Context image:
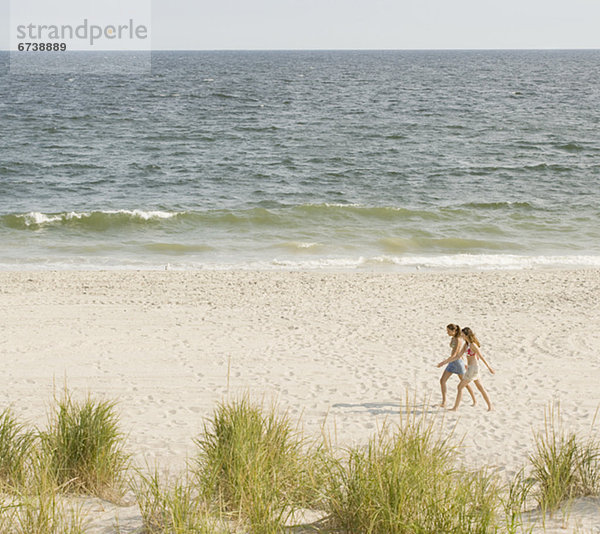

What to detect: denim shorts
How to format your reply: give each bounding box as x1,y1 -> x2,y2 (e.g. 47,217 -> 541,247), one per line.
446,360 -> 466,375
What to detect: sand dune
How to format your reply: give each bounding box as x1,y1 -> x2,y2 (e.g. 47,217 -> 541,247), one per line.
1,269 -> 599,532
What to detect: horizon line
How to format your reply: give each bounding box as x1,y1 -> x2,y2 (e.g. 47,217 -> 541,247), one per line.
1,47 -> 600,53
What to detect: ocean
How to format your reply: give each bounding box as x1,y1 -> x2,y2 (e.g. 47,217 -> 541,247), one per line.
1,50 -> 599,270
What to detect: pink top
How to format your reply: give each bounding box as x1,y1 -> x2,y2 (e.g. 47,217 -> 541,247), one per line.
466,343 -> 478,358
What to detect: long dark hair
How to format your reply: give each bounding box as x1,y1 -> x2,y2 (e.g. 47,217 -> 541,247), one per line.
462,327 -> 481,347
446,323 -> 461,338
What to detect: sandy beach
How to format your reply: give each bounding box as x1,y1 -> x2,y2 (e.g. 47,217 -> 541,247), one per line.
2,268 -> 600,532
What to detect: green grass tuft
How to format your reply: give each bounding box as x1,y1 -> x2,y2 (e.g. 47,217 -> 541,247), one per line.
193,396 -> 316,534
0,408 -> 36,490
40,392 -> 129,499
323,403 -> 501,534
133,466 -> 230,534
10,491 -> 87,534
501,467 -> 535,534
529,403 -> 600,514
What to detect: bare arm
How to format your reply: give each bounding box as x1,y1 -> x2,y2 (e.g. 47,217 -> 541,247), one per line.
475,346 -> 495,374
437,342 -> 466,368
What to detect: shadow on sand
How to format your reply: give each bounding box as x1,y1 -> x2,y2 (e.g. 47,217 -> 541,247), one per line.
331,401 -> 437,417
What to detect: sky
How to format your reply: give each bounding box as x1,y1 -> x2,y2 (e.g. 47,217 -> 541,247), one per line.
2,0 -> 600,51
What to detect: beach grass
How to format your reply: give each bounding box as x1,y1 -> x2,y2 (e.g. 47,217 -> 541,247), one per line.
322,402 -> 502,534
193,396 -> 319,534
39,392 -> 129,500
0,454 -> 88,534
1,390 -> 600,532
9,488 -> 87,534
501,467 -> 536,534
0,408 -> 36,490
133,466 -> 230,534
529,403 -> 600,514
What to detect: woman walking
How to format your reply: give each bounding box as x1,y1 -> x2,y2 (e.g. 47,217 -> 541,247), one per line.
438,327 -> 495,411
439,324 -> 477,408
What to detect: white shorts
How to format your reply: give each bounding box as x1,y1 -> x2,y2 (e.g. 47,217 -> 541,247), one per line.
464,363 -> 480,382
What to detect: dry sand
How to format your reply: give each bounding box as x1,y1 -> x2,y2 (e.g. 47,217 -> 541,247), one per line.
1,269 -> 600,532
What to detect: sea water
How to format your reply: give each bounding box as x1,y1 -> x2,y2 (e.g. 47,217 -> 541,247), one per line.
1,50 -> 599,270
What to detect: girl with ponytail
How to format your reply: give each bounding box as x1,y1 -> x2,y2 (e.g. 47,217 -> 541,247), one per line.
438,324 -> 477,408
438,326 -> 495,411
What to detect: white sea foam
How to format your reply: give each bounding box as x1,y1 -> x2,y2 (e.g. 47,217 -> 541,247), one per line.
362,254 -> 600,270
253,254 -> 600,271
1,253 -> 600,272
22,212 -> 65,225
275,241 -> 321,251
176,255 -> 599,272
17,210 -> 179,226
19,211 -> 84,226
107,209 -> 177,220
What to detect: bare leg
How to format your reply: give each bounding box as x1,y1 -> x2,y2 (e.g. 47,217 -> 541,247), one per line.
474,380 -> 493,411
460,376 -> 477,407
450,379 -> 469,411
439,370 -> 452,407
